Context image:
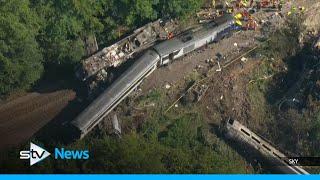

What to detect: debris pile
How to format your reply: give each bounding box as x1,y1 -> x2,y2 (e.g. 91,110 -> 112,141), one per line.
75,19 -> 180,97
98,111 -> 122,136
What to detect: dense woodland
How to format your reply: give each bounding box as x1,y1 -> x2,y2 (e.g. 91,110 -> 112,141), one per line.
0,0 -> 204,96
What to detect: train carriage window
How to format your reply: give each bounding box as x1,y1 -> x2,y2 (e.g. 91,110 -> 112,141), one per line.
252,136 -> 261,144
179,32 -> 193,43
262,144 -> 272,152
240,128 -> 250,137
272,152 -> 282,160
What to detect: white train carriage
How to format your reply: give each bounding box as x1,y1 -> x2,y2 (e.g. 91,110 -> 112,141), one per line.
154,14 -> 238,65
71,50 -> 160,138
71,15 -> 239,139
222,118 -> 309,174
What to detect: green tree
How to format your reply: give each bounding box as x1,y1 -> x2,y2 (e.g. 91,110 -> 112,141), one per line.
82,133 -> 167,173
158,0 -> 204,18
259,14 -> 306,60
159,113 -> 203,148
121,0 -> 159,26
0,0 -> 43,96
31,0 -> 104,65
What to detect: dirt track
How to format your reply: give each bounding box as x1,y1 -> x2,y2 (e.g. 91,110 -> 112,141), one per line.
0,90 -> 76,150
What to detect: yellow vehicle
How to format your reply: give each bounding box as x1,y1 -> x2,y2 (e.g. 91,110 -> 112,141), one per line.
236,19 -> 243,26
234,13 -> 243,26
234,13 -> 243,19
241,0 -> 248,7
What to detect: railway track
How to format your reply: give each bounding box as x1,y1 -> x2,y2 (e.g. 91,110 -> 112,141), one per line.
0,90 -> 76,149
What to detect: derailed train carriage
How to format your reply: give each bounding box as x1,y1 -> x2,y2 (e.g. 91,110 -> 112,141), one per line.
71,14 -> 240,139
221,118 -> 309,174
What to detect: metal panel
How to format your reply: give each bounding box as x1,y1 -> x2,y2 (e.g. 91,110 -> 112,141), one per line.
153,14 -> 236,58
72,50 -> 160,134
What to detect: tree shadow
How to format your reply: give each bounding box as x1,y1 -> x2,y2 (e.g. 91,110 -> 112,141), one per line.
33,98 -> 89,145
262,41 -> 320,155
32,53 -> 146,145
31,62 -> 86,95
265,43 -> 318,105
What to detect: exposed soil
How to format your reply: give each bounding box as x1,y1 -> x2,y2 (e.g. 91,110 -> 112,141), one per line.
304,2 -> 320,30
141,30 -> 258,91
0,90 -> 76,150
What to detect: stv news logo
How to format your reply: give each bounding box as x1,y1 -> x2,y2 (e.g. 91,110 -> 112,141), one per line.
20,142 -> 90,166
19,142 -> 50,166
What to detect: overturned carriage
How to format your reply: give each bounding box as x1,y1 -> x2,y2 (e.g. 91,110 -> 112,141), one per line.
71,14 -> 239,139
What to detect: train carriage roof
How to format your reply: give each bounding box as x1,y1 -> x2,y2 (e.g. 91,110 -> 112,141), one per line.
72,50 -> 160,131
153,14 -> 235,57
